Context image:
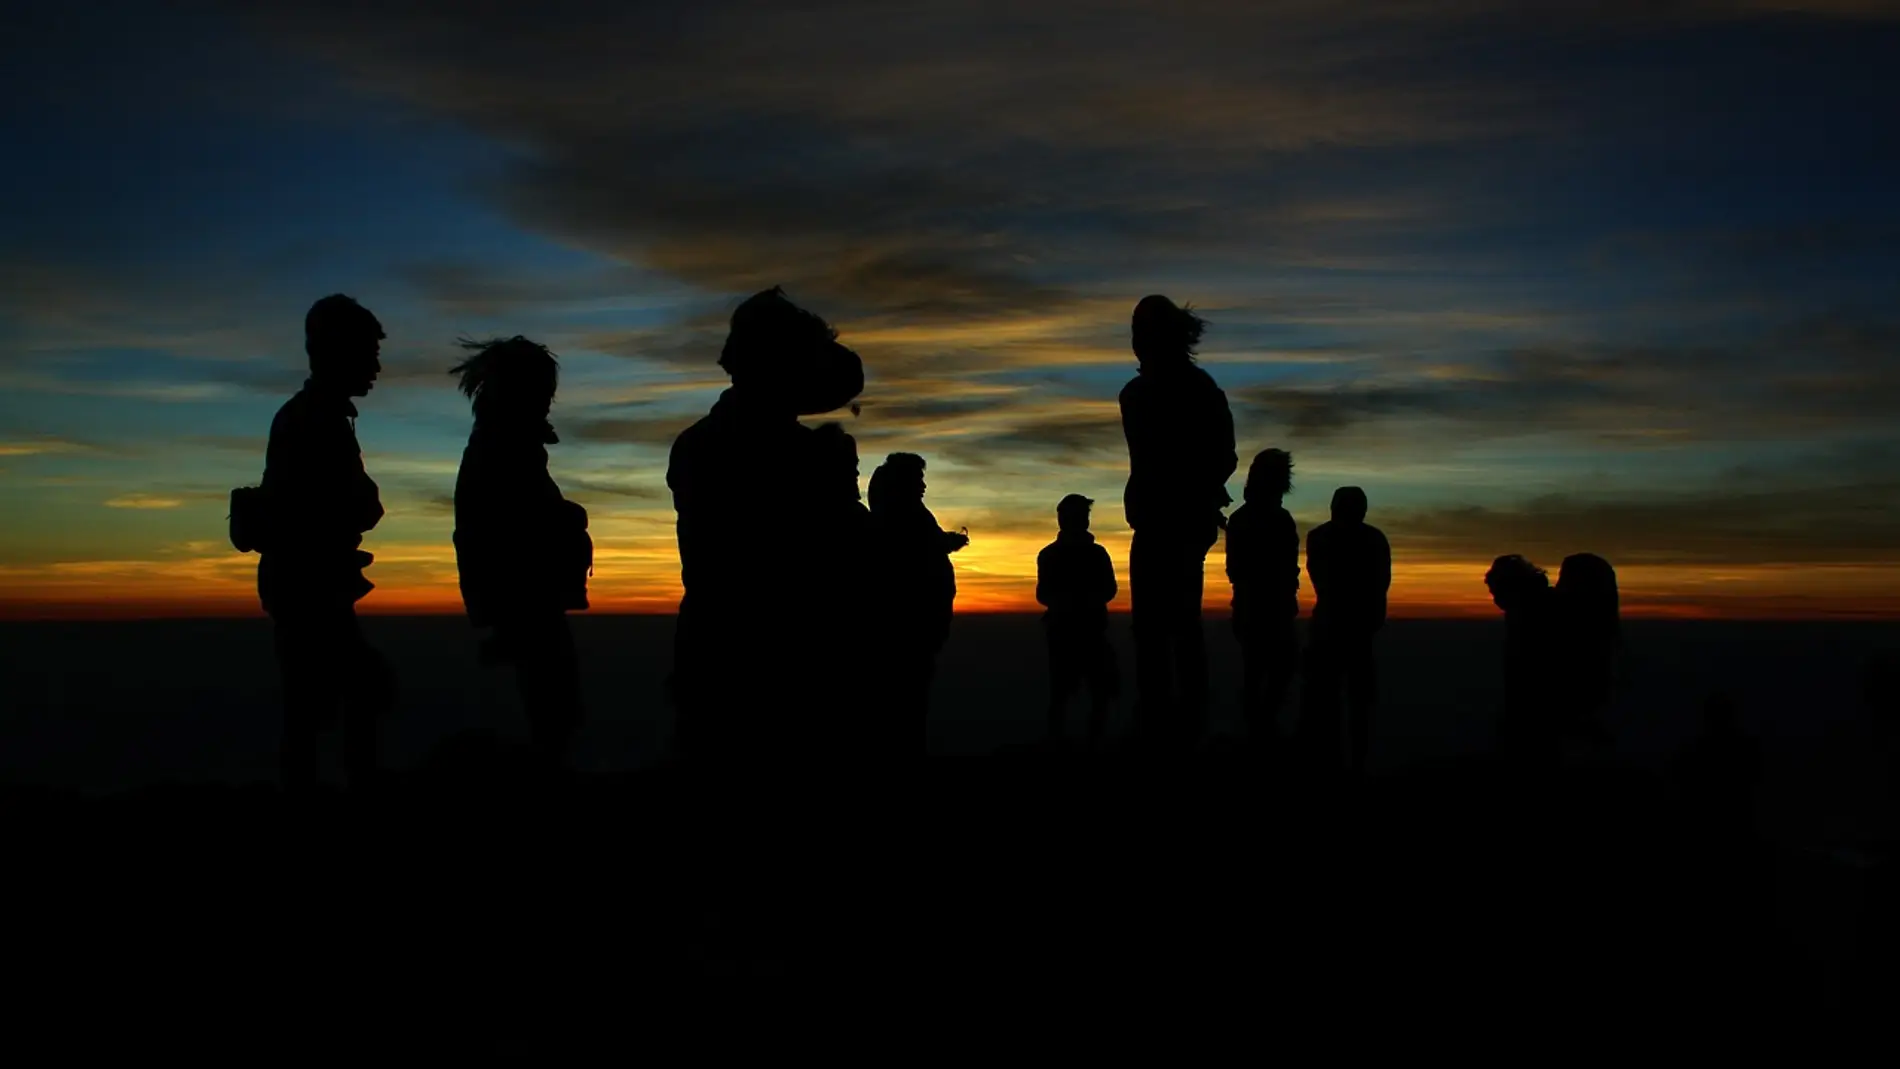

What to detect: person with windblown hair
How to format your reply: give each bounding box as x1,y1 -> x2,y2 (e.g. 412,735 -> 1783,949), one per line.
1226,448 -> 1301,744
1118,294 -> 1237,748
451,336 -> 591,772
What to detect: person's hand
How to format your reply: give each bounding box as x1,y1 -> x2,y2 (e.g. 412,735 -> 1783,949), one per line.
946,529 -> 970,553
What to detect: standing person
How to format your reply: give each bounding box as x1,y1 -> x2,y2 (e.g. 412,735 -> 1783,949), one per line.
248,294 -> 395,793
1485,554 -> 1557,767
867,452 -> 966,739
1226,448 -> 1300,745
1553,552 -> 1620,752
1118,295 -> 1237,749
451,336 -> 591,775
1299,486 -> 1390,776
666,287 -> 865,766
1036,494 -> 1120,748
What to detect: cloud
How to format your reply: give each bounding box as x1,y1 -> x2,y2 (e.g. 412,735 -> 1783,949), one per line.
570,414 -> 703,447
104,493 -> 186,509
0,438 -> 88,457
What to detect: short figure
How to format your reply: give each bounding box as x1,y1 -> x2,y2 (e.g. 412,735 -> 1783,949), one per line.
451,336 -> 590,773
251,294 -> 396,792
1037,494 -> 1120,748
1485,554 -> 1557,766
868,453 -> 965,737
1298,486 -> 1390,775
1226,448 -> 1300,744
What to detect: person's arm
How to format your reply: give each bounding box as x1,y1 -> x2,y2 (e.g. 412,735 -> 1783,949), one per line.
1207,385 -> 1238,500
1095,545 -> 1118,605
1035,548 -> 1053,609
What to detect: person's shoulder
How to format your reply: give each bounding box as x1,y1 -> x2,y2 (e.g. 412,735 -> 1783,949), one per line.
1227,502 -> 1252,525
1118,375 -> 1143,405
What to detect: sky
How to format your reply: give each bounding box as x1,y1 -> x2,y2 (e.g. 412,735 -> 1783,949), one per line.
1,0 -> 1897,619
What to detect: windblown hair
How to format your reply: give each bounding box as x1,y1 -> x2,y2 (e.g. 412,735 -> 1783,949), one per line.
1485,554 -> 1549,596
1132,294 -> 1208,362
1246,448 -> 1294,500
449,335 -> 559,413
720,286 -> 840,374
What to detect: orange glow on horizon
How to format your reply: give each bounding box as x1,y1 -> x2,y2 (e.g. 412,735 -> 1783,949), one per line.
3,545 -> 1898,621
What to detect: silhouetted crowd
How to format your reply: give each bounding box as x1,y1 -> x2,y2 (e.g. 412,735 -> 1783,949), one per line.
234,289 -> 1624,785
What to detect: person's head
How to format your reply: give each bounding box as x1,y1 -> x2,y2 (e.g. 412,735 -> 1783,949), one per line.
1557,552 -> 1620,633
720,286 -> 864,415
450,336 -> 559,422
1484,554 -> 1548,613
304,294 -> 384,396
1330,486 -> 1368,524
1245,448 -> 1293,503
1057,493 -> 1094,534
868,452 -> 926,512
1130,294 -> 1206,368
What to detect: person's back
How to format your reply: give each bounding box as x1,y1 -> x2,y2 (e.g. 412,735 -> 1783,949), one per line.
1037,494 -> 1120,744
1037,529 -> 1116,632
1306,495 -> 1391,636
868,454 -> 962,652
1553,552 -> 1620,741
1225,501 -> 1299,621
1120,362 -> 1237,536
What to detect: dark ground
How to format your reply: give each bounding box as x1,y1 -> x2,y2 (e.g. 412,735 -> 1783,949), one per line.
2,615 -> 1896,1030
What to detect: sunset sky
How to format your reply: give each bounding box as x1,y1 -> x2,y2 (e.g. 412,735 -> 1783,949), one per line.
2,1 -> 1897,619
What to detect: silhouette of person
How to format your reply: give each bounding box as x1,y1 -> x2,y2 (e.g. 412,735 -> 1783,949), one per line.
1036,494 -> 1120,747
1226,448 -> 1300,745
450,336 -> 590,774
667,287 -> 866,765
1553,552 -> 1619,751
257,294 -> 395,792
1118,295 -> 1236,748
1485,554 -> 1557,766
868,452 -> 966,738
1298,486 -> 1390,775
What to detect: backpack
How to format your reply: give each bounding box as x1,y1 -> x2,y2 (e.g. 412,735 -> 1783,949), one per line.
229,485 -> 275,553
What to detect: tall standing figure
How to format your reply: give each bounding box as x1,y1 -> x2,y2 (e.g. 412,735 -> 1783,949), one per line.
1485,554 -> 1556,766
252,294 -> 395,792
667,287 -> 866,765
867,452 -> 966,740
1226,448 -> 1301,744
1118,295 -> 1237,747
451,336 -> 591,773
1299,486 -> 1391,775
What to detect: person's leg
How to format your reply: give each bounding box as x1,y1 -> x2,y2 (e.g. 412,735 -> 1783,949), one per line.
1046,629 -> 1071,742
272,614 -> 328,794
1174,538 -> 1211,744
1128,532 -> 1175,740
1296,629 -> 1343,771
510,614 -> 584,774
341,611 -> 392,793
1261,617 -> 1299,740
1345,636 -> 1377,776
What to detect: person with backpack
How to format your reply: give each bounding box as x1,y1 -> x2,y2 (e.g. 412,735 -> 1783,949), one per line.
233,294 -> 395,793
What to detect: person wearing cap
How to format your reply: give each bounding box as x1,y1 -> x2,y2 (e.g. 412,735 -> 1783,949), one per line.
1226,448 -> 1300,745
1299,486 -> 1391,776
256,294 -> 396,792
1036,494 -> 1121,748
1118,295 -> 1237,748
666,287 -> 867,764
